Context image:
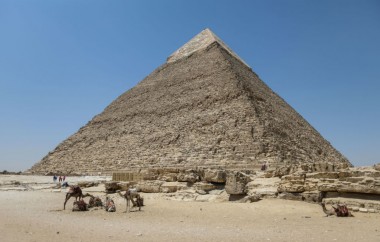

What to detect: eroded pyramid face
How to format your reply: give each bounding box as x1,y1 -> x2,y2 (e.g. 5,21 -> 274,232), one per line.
29,28 -> 350,175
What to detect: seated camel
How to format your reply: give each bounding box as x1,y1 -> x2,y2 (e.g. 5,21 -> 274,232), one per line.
72,199 -> 88,212
117,188 -> 143,212
88,196 -> 103,208
63,185 -> 92,210
321,202 -> 354,217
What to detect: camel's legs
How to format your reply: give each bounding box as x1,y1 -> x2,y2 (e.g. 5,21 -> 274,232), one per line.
127,197 -> 132,212
130,197 -> 137,207
137,196 -> 142,211
64,193 -> 72,210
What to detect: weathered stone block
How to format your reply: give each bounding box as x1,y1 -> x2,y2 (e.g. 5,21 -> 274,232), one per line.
317,183 -> 339,192
306,172 -> 339,179
203,169 -> 226,183
277,183 -> 305,193
137,180 -> 164,193
344,177 -> 364,183
105,181 -> 121,193
359,208 -> 368,213
337,184 -> 380,195
177,170 -> 200,183
338,171 -> 352,179
77,181 -> 99,188
158,173 -> 178,182
225,171 -> 250,195
273,166 -> 292,178
245,177 -> 280,197
160,182 -> 188,193
143,170 -> 159,180
193,182 -> 216,192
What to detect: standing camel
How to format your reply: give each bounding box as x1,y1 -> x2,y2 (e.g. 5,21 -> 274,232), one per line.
63,185 -> 92,210
117,189 -> 143,212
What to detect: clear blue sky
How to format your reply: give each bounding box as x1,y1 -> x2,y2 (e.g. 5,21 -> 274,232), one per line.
1,0 -> 379,171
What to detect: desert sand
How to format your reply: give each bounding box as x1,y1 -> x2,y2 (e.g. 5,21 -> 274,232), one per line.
0,175 -> 379,242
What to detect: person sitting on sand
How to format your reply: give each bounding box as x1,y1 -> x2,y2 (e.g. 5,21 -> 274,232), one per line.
104,197 -> 116,212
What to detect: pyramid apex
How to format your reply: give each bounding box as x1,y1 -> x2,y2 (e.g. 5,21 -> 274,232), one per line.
167,28 -> 250,68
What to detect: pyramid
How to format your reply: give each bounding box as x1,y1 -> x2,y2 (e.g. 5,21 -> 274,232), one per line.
29,28 -> 350,174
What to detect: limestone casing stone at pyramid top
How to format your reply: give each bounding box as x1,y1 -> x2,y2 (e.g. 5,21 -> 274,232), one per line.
167,28 -> 250,68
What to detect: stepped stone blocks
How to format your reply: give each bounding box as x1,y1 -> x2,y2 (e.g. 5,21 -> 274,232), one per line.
28,28 -> 350,175
276,165 -> 380,212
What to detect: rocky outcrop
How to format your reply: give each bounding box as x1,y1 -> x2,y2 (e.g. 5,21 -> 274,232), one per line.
278,168 -> 380,195
277,165 -> 380,212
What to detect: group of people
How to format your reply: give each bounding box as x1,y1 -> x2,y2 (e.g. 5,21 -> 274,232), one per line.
53,175 -> 66,183
53,175 -> 69,187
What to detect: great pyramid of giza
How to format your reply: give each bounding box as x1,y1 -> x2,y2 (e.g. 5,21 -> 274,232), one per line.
29,28 -> 350,175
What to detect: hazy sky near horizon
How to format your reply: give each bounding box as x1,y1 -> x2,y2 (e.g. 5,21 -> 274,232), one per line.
1,0 -> 379,171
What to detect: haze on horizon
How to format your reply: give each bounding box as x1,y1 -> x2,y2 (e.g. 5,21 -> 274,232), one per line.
1,0 -> 379,171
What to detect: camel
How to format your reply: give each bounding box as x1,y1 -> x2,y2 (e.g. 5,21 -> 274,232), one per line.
63,185 -> 92,210
88,196 -> 103,208
321,202 -> 336,216
72,199 -> 88,211
321,202 -> 354,217
117,188 -> 143,212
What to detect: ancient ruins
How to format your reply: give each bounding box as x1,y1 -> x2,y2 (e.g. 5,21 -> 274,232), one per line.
29,28 -> 350,174
28,29 -> 380,213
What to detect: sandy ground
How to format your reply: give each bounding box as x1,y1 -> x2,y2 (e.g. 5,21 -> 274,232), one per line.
1,175 -> 380,242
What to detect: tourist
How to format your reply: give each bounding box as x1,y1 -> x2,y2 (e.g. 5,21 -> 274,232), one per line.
59,176 -> 62,182
62,181 -> 69,187
53,175 -> 57,182
63,175 -> 66,182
